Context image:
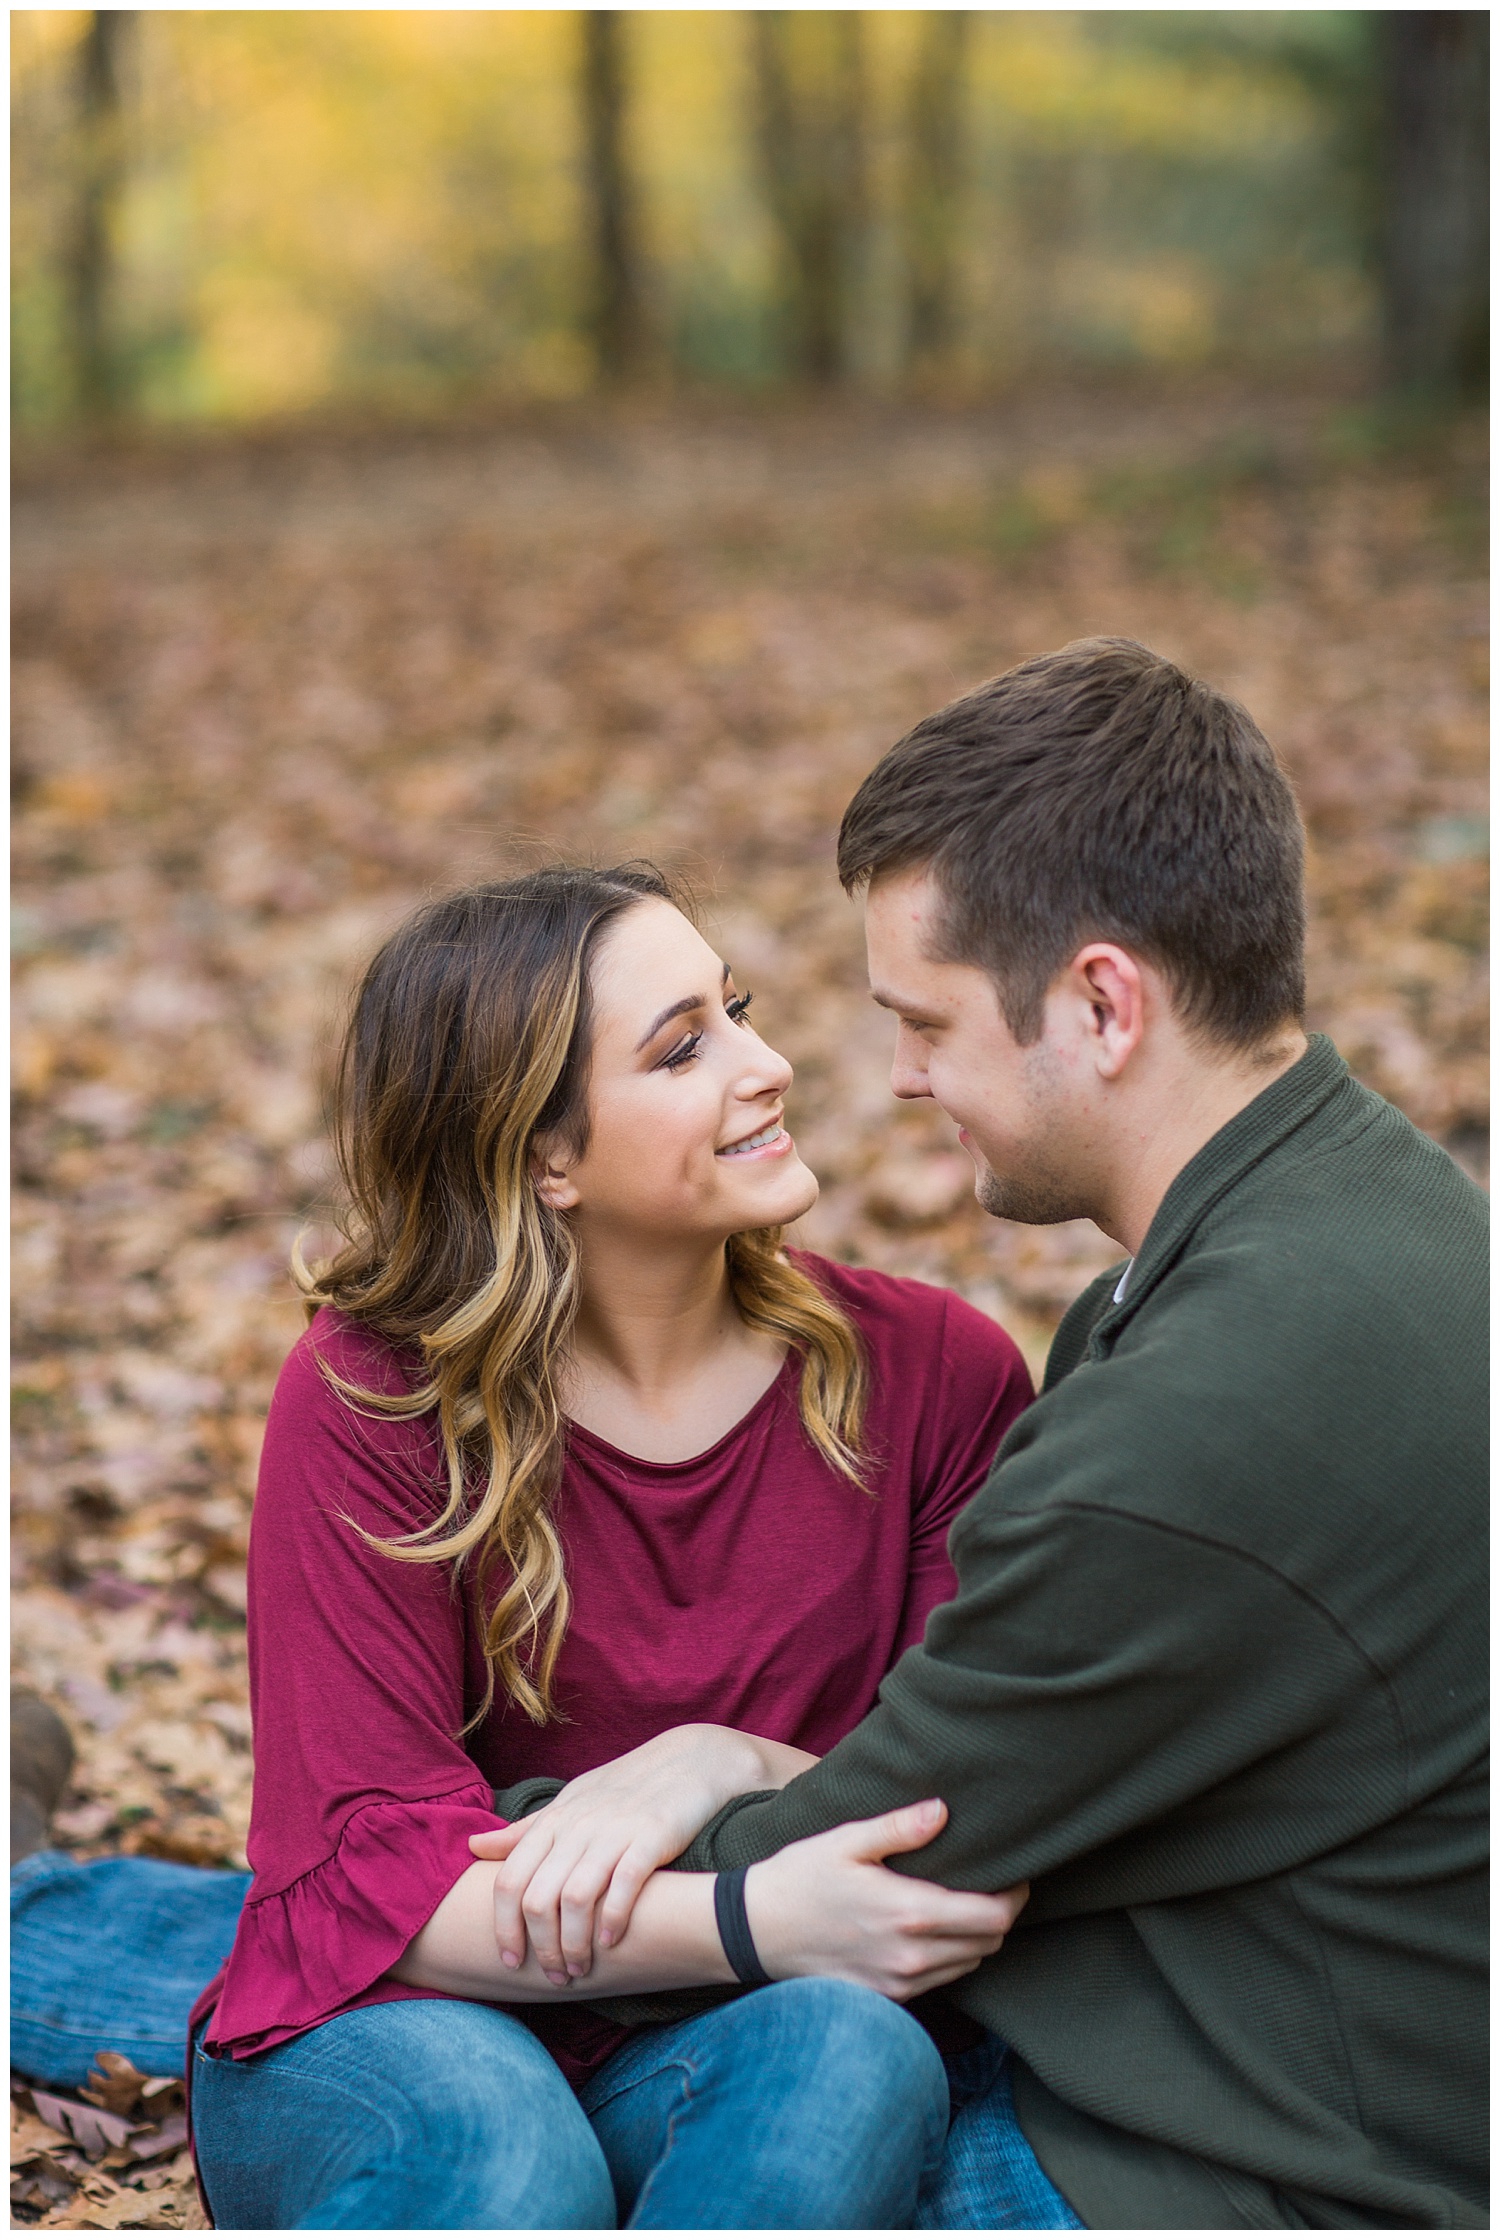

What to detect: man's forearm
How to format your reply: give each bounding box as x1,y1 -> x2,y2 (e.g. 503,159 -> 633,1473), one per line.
676,1777 -> 880,1874
390,1861 -> 736,2003
670,1672 -> 1010,1884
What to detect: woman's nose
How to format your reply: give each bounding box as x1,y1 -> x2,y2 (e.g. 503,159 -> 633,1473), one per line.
738,1031 -> 794,1093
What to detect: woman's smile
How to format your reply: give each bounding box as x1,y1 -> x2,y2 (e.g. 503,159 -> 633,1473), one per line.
717,1119 -> 792,1159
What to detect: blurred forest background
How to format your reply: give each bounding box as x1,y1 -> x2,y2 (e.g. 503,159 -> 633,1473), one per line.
10,9 -> 1492,414
9,12 -> 1489,2224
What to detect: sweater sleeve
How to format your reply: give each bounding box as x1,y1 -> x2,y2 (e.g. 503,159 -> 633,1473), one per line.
675,1355 -> 1405,1905
206,1315 -> 508,2056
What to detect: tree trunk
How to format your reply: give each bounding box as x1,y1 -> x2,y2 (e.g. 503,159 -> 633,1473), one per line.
903,13 -> 970,378
1379,12 -> 1488,395
581,11 -> 642,383
70,10 -> 132,422
751,12 -> 867,385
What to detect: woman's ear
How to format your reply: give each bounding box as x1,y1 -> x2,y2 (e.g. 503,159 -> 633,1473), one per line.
531,1141 -> 581,1213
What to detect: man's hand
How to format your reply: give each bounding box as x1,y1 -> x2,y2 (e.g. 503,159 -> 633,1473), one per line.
745,1798 -> 1028,2001
468,1724 -> 818,1984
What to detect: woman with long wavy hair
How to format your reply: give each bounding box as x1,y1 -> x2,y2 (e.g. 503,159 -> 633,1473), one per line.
11,863 -> 1037,2230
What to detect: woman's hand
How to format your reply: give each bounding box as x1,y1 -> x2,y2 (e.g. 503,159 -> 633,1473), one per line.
468,1725 -> 818,1985
745,1798 -> 1028,2001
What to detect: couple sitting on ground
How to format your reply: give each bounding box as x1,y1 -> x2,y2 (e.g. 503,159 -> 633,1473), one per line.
11,637 -> 1486,2230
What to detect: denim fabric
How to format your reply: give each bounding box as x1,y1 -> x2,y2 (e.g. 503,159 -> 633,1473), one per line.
192,1997 -> 615,2230
12,1853 -> 1083,2229
579,1978 -> 949,2229
191,1980 -> 947,2230
918,2032 -> 1085,2229
10,1849 -> 251,2085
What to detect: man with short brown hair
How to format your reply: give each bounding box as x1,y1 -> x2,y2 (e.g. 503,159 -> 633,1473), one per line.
666,639 -> 1488,2228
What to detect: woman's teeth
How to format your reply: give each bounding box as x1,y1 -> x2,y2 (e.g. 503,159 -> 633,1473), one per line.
719,1123 -> 783,1156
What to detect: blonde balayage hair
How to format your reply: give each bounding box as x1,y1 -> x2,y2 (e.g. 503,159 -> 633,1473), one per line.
297,864 -> 866,1726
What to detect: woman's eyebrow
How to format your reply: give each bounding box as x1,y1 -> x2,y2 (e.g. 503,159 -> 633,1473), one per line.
634,963 -> 730,1052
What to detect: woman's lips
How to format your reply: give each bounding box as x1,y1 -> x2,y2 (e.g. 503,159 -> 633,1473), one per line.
716,1125 -> 794,1161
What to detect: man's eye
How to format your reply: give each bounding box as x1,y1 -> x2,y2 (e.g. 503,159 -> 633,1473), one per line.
726,992 -> 755,1025
662,1032 -> 703,1071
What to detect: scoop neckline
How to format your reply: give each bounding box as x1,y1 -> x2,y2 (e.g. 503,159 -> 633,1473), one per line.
562,1348 -> 797,1474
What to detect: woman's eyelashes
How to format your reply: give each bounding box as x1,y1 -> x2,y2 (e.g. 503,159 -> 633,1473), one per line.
657,993 -> 755,1073
661,1032 -> 703,1072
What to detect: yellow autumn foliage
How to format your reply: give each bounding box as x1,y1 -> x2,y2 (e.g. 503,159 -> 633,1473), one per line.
14,10 -> 1377,425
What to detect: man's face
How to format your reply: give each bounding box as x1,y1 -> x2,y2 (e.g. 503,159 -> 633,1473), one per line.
863,867 -> 1090,1226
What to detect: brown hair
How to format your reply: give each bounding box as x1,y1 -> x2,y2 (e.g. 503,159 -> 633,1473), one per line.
837,636 -> 1306,1048
295,863 -> 865,1725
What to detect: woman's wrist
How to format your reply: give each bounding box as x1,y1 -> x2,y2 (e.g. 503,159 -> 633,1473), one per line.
689,1725 -> 772,1807
741,1734 -> 819,1793
668,1726 -> 815,1817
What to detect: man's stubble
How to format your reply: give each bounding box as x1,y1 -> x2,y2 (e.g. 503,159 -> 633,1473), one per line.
974,1159 -> 1088,1228
967,1039 -> 1094,1228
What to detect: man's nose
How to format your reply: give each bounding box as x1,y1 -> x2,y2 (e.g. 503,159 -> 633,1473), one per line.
889,1032 -> 932,1102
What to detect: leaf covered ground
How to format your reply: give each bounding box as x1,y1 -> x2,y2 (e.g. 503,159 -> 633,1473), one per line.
10,387 -> 1487,2221
10,2059 -> 203,2231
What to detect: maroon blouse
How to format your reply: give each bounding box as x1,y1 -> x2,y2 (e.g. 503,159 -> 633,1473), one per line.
192,1253 -> 1032,2083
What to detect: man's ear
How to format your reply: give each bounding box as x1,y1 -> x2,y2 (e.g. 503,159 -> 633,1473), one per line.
530,1138 -> 581,1213
1068,944 -> 1146,1079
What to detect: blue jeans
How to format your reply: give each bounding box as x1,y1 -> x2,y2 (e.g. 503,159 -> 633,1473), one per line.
11,1848 -> 254,2083
12,1850 -> 1083,2228
923,2035 -> 1085,2230
195,1979 -> 948,2228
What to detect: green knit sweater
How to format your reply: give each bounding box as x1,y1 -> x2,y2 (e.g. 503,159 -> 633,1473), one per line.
504,1038 -> 1488,2228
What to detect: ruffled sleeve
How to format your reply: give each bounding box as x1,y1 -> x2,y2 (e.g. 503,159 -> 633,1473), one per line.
201,1309 -> 509,2057
206,1788 -> 502,2054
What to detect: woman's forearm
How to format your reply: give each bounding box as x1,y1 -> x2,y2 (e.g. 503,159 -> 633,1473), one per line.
390,1860 -> 735,2003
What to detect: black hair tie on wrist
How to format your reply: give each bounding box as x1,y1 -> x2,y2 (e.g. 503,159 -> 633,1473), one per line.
714,1865 -> 773,1988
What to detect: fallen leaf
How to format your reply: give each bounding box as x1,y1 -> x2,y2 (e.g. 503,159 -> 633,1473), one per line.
34,2188 -> 95,2226
117,2115 -> 189,2167
12,2108 -> 74,2165
81,2054 -> 153,2118
176,2177 -> 212,2230
80,2169 -> 129,2202
51,1800 -> 119,1843
30,2092 -> 139,2160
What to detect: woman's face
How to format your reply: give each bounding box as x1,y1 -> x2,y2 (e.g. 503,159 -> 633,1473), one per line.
536,899 -> 819,1246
